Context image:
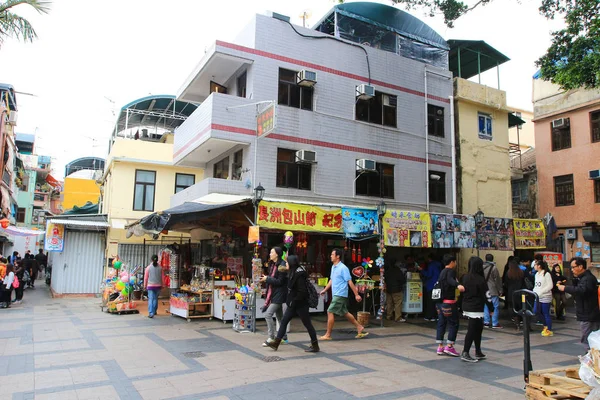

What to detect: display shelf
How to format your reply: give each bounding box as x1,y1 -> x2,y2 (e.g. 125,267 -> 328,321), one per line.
170,275 -> 214,322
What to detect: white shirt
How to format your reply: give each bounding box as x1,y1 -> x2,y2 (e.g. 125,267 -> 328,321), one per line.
3,271 -> 14,289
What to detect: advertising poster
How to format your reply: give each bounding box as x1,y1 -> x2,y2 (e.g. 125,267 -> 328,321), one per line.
513,219 -> 546,249
44,222 -> 65,252
430,213 -> 476,248
341,208 -> 379,238
257,201 -> 342,232
382,210 -> 432,248
476,217 -> 514,251
536,252 -> 563,271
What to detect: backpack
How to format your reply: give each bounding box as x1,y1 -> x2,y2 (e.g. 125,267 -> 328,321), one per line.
306,278 -> 319,308
13,275 -> 19,289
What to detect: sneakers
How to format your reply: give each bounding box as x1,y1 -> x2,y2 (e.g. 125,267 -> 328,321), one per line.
484,322 -> 490,328
436,346 -> 445,355
281,339 -> 289,345
475,352 -> 487,360
541,328 -> 554,337
396,318 -> 406,322
461,352 -> 479,363
491,325 -> 503,329
443,346 -> 460,357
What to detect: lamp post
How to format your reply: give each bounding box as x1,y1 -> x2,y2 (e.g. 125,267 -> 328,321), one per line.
377,200 -> 387,327
474,210 -> 485,256
253,183 -> 265,225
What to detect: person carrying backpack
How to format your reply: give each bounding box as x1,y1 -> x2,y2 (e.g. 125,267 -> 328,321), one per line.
482,254 -> 503,329
266,255 -> 319,353
435,254 -> 465,357
386,259 -> 407,322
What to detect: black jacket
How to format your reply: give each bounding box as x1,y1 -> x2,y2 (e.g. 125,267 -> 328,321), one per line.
265,259 -> 288,305
385,265 -> 405,294
461,273 -> 491,313
439,267 -> 459,301
286,266 -> 308,307
551,272 -> 567,294
565,269 -> 600,322
35,253 -> 47,266
506,276 -> 525,307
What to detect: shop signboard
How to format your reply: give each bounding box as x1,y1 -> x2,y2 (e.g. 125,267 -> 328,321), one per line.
257,102 -> 276,138
248,226 -> 259,244
341,208 -> 379,238
257,201 -> 342,232
513,218 -> 546,249
45,222 -> 65,252
382,210 -> 432,248
535,251 -> 563,270
476,217 -> 514,251
430,213 -> 476,248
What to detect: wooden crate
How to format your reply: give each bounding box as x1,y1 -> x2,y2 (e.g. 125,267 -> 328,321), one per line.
526,366 -> 591,399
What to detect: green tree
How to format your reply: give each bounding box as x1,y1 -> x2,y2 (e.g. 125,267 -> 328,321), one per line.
390,0 -> 600,90
0,0 -> 51,46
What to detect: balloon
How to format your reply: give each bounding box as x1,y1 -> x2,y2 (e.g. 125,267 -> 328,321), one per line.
121,287 -> 129,296
113,261 -> 122,270
120,274 -> 129,283
116,281 -> 125,291
283,231 -> 293,249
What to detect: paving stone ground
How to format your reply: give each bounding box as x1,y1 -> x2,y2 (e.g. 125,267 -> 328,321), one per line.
0,282 -> 585,399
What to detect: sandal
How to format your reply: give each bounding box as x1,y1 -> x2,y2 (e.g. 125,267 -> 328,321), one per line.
355,332 -> 369,339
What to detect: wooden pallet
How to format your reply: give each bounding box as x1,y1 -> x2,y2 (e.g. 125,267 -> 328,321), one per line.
526,366 -> 591,399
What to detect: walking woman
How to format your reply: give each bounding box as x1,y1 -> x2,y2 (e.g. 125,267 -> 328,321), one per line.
144,255 -> 162,318
13,260 -> 25,304
460,256 -> 493,363
534,261 -> 554,336
267,255 -> 319,353
551,264 -> 567,321
259,247 -> 288,346
1,264 -> 15,308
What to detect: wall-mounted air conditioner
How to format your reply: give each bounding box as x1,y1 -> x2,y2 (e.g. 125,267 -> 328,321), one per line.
382,94 -> 396,107
565,228 -> 577,240
7,111 -> 18,126
589,170 -> 600,180
356,159 -> 376,171
297,70 -> 317,87
295,150 -> 316,163
552,118 -> 569,128
356,84 -> 375,100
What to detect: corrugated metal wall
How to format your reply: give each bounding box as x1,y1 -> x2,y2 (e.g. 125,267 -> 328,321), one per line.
50,231 -> 105,294
117,244 -> 163,269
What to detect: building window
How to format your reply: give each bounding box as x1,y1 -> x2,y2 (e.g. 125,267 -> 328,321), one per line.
356,91 -> 397,128
554,174 -> 574,207
591,110 -> 600,143
213,157 -> 230,180
355,162 -> 394,198
512,180 -> 529,204
133,170 -> 156,211
16,207 -> 25,223
551,118 -> 571,151
277,69 -> 313,111
276,148 -> 311,190
592,243 -> 600,262
237,72 -> 247,98
595,180 -> 600,203
210,81 -> 227,95
231,150 -> 243,181
429,171 -> 446,204
175,173 -> 195,194
478,113 -> 492,140
428,104 -> 444,137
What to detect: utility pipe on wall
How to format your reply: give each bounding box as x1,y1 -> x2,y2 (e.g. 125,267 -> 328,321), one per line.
449,95 -> 457,214
424,68 -> 430,211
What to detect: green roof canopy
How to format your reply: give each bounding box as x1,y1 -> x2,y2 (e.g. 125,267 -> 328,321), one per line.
508,112 -> 526,128
448,40 -> 510,80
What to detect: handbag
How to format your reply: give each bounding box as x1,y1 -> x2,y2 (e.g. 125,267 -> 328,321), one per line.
13,275 -> 19,289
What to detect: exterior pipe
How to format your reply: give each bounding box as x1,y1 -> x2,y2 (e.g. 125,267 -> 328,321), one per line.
424,68 -> 430,211
450,95 -> 457,214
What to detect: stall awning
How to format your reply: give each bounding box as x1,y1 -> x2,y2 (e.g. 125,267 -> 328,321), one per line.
3,226 -> 44,237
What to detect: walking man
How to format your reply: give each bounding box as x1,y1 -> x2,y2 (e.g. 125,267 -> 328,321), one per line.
557,257 -> 600,351
385,259 -> 406,322
35,249 -> 48,275
436,254 -> 465,356
483,254 -> 503,328
319,249 -> 368,340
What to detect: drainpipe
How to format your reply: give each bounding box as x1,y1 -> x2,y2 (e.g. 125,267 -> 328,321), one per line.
424,68 -> 430,211
450,95 -> 457,214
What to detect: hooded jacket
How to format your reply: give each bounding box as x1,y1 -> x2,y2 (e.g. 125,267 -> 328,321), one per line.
286,266 -> 308,307
565,269 -> 600,322
461,272 -> 492,313
265,259 -> 288,305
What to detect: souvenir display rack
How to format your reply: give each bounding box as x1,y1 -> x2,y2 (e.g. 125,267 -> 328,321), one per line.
170,268 -> 214,322
233,290 -> 256,333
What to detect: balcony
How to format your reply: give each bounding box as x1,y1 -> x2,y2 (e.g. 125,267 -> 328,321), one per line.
171,178 -> 250,208
173,93 -> 256,167
33,191 -> 49,208
454,78 -> 508,110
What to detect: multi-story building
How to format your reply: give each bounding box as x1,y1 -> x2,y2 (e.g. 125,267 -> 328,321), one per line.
172,3 -> 455,221
533,76 -> 600,267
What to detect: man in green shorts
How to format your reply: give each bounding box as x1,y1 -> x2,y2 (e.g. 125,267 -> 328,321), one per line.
319,248 -> 368,340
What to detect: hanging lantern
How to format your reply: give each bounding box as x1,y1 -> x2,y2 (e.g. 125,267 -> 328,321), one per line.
0,218 -> 9,229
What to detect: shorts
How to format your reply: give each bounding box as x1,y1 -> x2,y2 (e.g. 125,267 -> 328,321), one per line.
328,295 -> 349,316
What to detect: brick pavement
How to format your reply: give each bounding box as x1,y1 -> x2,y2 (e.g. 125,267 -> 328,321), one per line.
0,286 -> 585,399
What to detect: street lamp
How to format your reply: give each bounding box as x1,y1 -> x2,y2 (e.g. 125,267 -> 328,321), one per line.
253,183 -> 265,224
474,210 -> 485,256
377,200 -> 387,217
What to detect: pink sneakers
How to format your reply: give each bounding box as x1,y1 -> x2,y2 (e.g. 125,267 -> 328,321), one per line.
443,346 -> 460,357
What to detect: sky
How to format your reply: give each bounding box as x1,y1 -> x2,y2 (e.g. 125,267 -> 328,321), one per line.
1,0 -> 564,179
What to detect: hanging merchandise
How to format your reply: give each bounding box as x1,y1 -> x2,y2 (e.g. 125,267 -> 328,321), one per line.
377,237 -> 386,320
100,262 -> 139,315
158,246 -> 179,289
352,244 -> 356,263
357,246 -> 362,263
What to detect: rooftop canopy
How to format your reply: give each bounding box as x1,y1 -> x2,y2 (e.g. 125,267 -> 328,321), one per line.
448,39 -> 510,80
65,157 -> 105,177
113,95 -> 198,134
315,2 -> 448,50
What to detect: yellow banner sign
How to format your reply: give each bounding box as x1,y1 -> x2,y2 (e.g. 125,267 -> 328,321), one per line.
513,218 -> 546,249
45,222 -> 65,252
382,210 -> 432,248
257,201 -> 342,232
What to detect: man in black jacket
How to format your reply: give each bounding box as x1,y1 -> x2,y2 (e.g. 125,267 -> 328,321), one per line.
385,259 -> 406,322
557,257 -> 600,351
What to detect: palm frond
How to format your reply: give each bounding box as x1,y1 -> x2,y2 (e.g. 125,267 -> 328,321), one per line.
0,0 -> 51,15
0,11 -> 37,42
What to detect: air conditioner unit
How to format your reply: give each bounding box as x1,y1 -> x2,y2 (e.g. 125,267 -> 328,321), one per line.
7,111 -> 18,126
382,94 -> 397,107
356,84 -> 375,100
297,70 -> 317,87
565,228 -> 577,240
356,159 -> 376,171
295,149 -> 316,163
552,118 -> 569,128
32,216 -> 38,223
590,170 -> 600,180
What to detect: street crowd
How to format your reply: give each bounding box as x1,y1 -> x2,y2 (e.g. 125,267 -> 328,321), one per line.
0,248 -> 48,308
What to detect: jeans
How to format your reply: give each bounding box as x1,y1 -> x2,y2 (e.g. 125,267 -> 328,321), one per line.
484,296 -> 500,326
265,303 -> 287,340
463,317 -> 484,354
436,303 -> 459,345
276,303 -> 317,343
148,288 -> 160,316
535,301 -> 552,330
581,321 -> 600,351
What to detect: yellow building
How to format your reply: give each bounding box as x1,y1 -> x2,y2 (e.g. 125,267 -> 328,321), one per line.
61,173 -> 101,211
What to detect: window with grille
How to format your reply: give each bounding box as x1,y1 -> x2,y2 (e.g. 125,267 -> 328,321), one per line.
551,118 -> 571,151
512,180 -> 529,204
355,162 -> 394,198
591,110 -> 600,143
595,180 -> 600,203
277,69 -> 313,111
554,174 -> 574,207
